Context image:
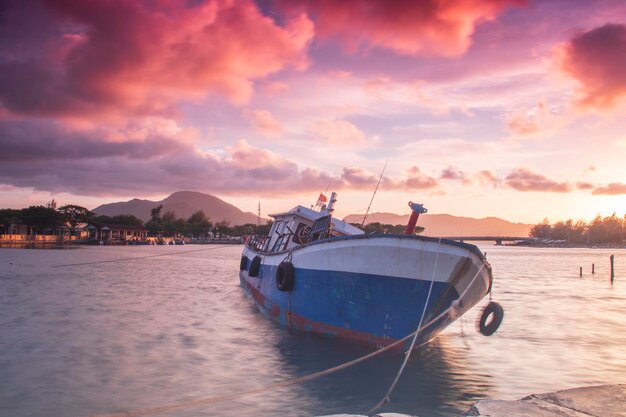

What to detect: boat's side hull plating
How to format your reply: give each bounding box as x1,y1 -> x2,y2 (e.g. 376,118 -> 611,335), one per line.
239,234 -> 491,348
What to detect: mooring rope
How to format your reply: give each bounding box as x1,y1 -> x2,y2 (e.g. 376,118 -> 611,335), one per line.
367,237 -> 442,415
367,256 -> 488,416
88,328 -> 434,417
51,245 -> 233,268
87,247 -> 488,417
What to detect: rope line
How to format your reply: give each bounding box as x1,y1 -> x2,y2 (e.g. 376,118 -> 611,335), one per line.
89,329 -> 433,417
87,250 -> 489,417
51,245 -> 233,268
367,237 -> 442,415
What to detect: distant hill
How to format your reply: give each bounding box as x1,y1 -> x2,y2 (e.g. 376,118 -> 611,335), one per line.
93,191 -> 260,225
343,212 -> 531,237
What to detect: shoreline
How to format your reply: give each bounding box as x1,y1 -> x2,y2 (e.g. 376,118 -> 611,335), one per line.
0,239 -> 243,248
463,384 -> 626,417
314,384 -> 626,417
0,239 -> 622,249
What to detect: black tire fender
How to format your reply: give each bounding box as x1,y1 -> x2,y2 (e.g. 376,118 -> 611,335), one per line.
478,301 -> 504,336
240,255 -> 248,271
276,261 -> 295,292
249,256 -> 261,277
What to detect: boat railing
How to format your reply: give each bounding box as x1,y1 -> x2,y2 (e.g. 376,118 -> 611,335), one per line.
246,234 -> 270,252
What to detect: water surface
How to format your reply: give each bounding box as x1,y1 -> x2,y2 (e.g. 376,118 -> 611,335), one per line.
1,245 -> 625,416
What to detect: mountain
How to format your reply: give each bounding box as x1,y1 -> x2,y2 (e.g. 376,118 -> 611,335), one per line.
342,212 -> 531,237
93,193 -> 531,235
93,191 -> 260,225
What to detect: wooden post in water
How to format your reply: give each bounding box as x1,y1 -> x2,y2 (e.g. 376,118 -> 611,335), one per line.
592,263 -> 595,274
579,266 -> 582,277
610,255 -> 615,283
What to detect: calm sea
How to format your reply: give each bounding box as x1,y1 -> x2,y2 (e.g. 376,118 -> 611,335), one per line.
1,245 -> 625,417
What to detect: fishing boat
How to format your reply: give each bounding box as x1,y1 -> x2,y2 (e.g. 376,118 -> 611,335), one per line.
239,192 -> 500,349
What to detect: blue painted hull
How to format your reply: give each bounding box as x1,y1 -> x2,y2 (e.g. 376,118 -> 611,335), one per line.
240,234 -> 491,349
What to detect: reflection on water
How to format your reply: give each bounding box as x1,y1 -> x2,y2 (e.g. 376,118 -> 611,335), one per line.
273,331 -> 494,416
0,245 -> 625,417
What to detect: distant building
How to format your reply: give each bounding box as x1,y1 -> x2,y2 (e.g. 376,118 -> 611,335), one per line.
8,224 -> 33,235
87,224 -> 148,242
58,222 -> 90,239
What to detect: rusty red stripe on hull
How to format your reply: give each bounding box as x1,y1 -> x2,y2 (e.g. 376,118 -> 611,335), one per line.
240,277 -> 407,349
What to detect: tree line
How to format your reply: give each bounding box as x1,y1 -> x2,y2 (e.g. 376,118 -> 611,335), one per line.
350,222 -> 425,235
1,201 -> 423,239
0,202 -> 271,238
529,213 -> 625,244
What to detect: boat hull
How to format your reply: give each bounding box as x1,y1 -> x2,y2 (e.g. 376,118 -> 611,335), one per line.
240,234 -> 491,349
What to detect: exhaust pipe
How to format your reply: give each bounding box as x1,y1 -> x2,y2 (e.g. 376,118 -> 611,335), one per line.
405,202 -> 427,235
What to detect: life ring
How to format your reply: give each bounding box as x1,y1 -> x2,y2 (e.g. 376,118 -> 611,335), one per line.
249,256 -> 261,277
239,255 -> 248,271
276,261 -> 295,291
478,301 -> 504,336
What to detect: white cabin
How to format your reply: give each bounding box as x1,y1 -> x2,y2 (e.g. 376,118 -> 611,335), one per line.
259,205 -> 363,253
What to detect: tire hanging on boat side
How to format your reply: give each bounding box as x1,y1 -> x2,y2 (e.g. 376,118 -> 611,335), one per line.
240,255 -> 248,271
249,256 -> 261,277
477,301 -> 504,336
276,261 -> 295,292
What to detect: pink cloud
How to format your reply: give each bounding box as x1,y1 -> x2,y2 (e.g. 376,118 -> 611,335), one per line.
261,81 -> 290,95
0,0 -> 313,118
576,182 -> 594,190
341,166 -> 439,191
505,101 -> 563,136
0,106 -> 440,197
244,109 -> 283,137
277,0 -> 523,56
341,167 -> 378,189
440,166 -> 469,183
583,166 -> 597,175
226,140 -> 291,170
0,121 -> 442,197
505,168 -> 570,192
592,183 -> 626,195
308,120 -> 367,147
506,114 -> 539,135
555,23 -> 626,109
365,77 -> 392,95
0,120 -> 189,162
474,170 -> 502,188
401,166 -> 439,190
0,122 -> 330,197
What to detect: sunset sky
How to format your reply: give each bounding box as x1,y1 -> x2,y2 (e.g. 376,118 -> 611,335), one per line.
1,0 -> 625,223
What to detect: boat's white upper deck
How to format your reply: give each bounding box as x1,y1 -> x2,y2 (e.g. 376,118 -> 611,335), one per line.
269,205 -> 364,236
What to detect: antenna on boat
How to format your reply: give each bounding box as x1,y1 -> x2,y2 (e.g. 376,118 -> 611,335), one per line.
324,176 -> 333,195
314,177 -> 334,210
361,160 -> 388,227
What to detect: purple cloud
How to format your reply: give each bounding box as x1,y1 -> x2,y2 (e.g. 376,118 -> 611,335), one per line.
556,23 -> 626,108
505,168 -> 571,192
440,166 -> 468,183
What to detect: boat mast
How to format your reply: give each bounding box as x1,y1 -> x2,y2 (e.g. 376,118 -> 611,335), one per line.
361,160 -> 388,227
